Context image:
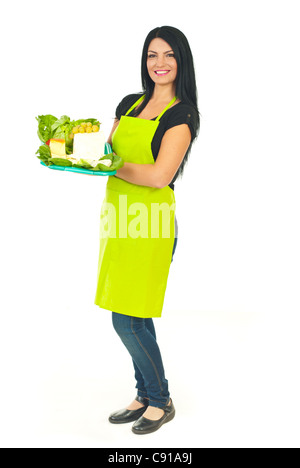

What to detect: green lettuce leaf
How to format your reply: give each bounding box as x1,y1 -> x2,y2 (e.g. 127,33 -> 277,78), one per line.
35,144 -> 51,164
36,115 -> 57,143
110,154 -> 124,171
76,159 -> 94,169
51,115 -> 71,140
47,157 -> 73,166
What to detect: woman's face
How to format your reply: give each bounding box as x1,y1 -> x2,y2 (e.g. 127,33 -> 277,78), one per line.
147,38 -> 177,87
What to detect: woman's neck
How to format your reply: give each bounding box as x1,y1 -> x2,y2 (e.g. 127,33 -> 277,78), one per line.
150,83 -> 176,103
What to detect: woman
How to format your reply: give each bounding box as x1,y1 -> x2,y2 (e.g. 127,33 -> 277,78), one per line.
94,25 -> 200,435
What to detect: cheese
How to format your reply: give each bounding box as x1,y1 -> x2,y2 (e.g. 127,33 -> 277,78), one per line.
73,131 -> 105,160
66,156 -> 78,164
98,159 -> 112,167
49,139 -> 66,157
80,158 -> 112,168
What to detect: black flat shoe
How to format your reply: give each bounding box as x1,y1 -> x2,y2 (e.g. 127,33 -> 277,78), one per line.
108,395 -> 149,424
132,399 -> 175,435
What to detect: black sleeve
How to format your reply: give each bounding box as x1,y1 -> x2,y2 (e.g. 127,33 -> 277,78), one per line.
164,104 -> 198,142
115,93 -> 143,120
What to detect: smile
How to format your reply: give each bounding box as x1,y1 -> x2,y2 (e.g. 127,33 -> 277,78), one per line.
154,70 -> 170,76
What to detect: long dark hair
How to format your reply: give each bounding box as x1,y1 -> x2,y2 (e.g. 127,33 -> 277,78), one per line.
135,26 -> 200,178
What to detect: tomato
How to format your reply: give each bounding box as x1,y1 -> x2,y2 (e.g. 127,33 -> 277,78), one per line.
46,140 -> 50,146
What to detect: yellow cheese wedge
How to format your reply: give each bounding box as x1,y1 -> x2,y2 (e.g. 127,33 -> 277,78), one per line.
50,139 -> 66,157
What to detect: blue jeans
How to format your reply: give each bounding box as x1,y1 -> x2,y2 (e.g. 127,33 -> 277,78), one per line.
111,217 -> 178,408
112,313 -> 170,408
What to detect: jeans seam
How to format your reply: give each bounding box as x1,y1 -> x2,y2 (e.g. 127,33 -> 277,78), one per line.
130,317 -> 163,393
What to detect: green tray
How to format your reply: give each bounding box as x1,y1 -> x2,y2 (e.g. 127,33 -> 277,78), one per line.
40,142 -> 117,176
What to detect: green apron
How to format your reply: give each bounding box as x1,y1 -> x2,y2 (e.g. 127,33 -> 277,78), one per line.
94,95 -> 177,318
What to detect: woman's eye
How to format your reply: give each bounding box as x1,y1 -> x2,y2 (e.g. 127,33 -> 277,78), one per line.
147,53 -> 175,59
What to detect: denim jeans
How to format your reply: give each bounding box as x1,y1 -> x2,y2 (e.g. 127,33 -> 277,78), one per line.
111,217 -> 178,408
112,313 -> 169,408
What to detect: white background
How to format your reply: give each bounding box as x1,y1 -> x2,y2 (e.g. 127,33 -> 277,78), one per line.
1,0 -> 299,448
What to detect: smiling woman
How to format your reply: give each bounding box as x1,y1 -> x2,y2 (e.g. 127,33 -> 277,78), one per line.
94,25 -> 200,436
110,27 -> 200,188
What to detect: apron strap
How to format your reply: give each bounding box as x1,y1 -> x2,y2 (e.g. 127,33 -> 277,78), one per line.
125,95 -> 145,116
124,94 -> 178,120
155,96 -> 178,121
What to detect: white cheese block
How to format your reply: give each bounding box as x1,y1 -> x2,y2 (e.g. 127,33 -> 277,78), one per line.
98,159 -> 112,167
73,131 -> 105,159
84,158 -> 112,168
